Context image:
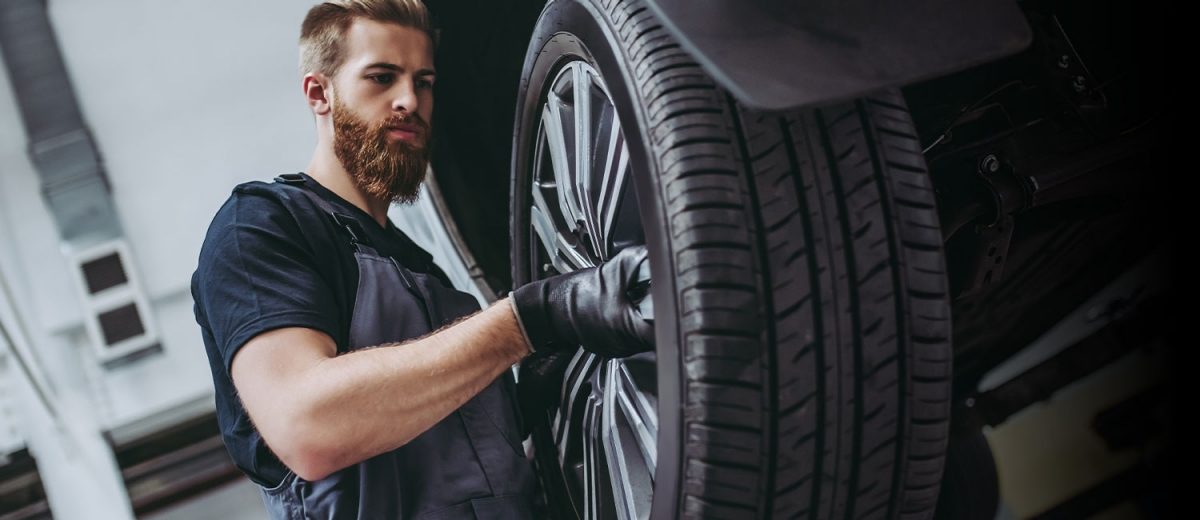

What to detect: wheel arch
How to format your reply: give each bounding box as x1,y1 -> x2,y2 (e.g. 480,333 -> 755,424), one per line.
423,0 -> 547,295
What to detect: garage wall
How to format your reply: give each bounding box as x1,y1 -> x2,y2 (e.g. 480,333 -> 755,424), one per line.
0,0 -> 317,455
0,2 -> 333,517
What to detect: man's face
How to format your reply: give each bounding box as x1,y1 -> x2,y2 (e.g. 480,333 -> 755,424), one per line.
329,19 -> 435,204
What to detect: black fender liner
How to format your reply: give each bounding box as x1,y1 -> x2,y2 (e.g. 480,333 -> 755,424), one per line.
642,0 -> 1033,110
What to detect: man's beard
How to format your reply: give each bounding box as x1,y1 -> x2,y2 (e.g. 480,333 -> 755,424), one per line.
331,98 -> 431,205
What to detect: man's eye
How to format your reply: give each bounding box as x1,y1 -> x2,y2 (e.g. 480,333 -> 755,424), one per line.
369,74 -> 394,85
416,79 -> 434,89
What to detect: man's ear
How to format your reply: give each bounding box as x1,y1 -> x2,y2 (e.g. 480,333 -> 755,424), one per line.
303,73 -> 332,116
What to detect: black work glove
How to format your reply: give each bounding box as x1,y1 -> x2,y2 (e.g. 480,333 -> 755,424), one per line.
510,245 -> 654,358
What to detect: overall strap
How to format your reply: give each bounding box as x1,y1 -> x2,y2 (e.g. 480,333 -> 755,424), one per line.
273,174 -> 453,287
274,173 -> 381,256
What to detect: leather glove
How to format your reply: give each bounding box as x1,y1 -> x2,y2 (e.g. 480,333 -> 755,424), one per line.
510,245 -> 654,358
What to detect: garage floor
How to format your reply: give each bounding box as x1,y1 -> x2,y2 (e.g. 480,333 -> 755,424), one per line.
987,342 -> 1169,519
142,479 -> 266,520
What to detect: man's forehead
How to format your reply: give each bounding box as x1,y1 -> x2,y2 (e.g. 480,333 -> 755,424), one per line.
342,18 -> 434,72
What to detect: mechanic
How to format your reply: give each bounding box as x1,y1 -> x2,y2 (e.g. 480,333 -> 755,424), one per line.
189,1 -> 653,518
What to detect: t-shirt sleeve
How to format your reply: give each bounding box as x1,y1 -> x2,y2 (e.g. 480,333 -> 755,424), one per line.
194,191 -> 339,371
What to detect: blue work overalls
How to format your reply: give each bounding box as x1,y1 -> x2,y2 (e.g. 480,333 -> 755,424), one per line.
259,174 -> 537,519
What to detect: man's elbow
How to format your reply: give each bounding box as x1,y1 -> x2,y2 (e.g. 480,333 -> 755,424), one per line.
265,411 -> 343,482
278,445 -> 338,482
258,402 -> 423,482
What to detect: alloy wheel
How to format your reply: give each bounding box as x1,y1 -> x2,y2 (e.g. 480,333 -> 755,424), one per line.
525,58 -> 656,520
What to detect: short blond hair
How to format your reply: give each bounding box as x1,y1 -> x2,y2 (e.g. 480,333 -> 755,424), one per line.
299,0 -> 437,76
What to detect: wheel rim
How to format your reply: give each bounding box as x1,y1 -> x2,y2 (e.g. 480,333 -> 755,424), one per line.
526,58 -> 656,520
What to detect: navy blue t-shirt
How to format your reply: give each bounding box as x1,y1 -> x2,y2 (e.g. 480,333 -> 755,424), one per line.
190,173 -> 449,487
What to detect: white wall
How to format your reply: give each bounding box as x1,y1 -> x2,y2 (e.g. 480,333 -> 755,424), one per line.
46,0 -> 317,299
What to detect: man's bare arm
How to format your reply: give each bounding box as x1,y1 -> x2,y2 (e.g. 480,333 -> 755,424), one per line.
230,299 -> 530,482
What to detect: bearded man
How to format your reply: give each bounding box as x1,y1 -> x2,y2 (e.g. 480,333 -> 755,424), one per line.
190,1 -> 654,518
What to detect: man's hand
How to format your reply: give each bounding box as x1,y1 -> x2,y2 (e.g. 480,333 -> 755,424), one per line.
510,245 -> 654,358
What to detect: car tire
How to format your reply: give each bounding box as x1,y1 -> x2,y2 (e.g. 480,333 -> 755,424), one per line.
509,0 -> 954,518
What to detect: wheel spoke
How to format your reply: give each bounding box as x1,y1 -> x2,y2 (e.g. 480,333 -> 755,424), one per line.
532,181 -> 590,271
546,80 -> 585,237
535,96 -> 594,271
614,357 -> 657,470
603,360 -> 654,520
595,109 -> 629,256
582,391 -> 607,519
572,63 -> 598,256
555,351 -> 599,461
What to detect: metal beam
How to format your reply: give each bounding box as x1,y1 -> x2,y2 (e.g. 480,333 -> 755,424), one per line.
0,0 -> 121,245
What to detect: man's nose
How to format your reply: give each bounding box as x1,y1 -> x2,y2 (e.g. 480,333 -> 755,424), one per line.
391,79 -> 419,116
